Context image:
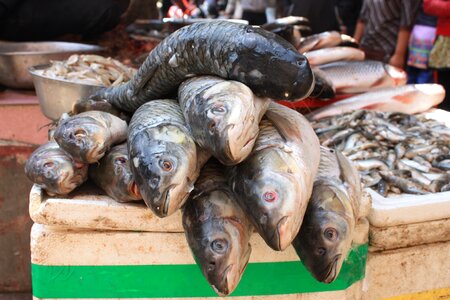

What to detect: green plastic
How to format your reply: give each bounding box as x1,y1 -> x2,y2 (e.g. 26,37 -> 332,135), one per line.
32,244 -> 368,298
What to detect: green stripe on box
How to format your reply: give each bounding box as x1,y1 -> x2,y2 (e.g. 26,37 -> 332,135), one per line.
32,244 -> 368,298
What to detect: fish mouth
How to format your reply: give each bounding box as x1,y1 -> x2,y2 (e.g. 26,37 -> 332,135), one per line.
127,181 -> 142,200
211,264 -> 233,296
87,143 -> 106,163
157,186 -> 172,217
267,216 -> 290,251
320,254 -> 342,283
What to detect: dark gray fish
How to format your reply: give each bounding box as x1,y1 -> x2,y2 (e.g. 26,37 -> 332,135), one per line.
178,76 -> 269,165
183,159 -> 252,296
54,111 -> 127,163
128,99 -> 210,217
90,21 -> 314,112
228,102 -> 320,251
293,146 -> 362,283
89,143 -> 142,202
25,142 -> 88,196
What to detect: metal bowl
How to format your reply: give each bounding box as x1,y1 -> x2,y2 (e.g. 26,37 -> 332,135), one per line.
29,64 -> 104,121
0,41 -> 103,89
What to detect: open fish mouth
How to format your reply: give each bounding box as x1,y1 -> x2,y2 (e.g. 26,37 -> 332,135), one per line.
211,264 -> 233,296
87,143 -> 106,162
321,254 -> 342,283
267,216 -> 290,251
127,181 -> 142,199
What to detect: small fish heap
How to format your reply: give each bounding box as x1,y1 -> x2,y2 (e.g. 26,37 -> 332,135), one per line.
36,54 -> 136,87
26,20 -> 450,297
312,110 -> 450,196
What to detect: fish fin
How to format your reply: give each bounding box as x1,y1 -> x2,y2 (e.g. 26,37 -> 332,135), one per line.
336,150 -> 362,206
265,102 -> 308,144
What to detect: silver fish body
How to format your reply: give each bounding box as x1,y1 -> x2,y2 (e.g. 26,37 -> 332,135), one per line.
305,47 -> 365,66
183,159 -> 252,296
228,102 -> 320,251
298,31 -> 342,53
128,99 -> 210,217
25,142 -> 88,196
178,76 -> 269,165
293,146 -> 362,283
317,60 -> 406,94
54,111 -> 127,163
89,143 -> 142,202
307,84 -> 445,121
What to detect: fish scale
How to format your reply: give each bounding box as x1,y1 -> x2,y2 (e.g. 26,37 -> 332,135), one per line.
128,100 -> 186,142
91,21 -> 313,112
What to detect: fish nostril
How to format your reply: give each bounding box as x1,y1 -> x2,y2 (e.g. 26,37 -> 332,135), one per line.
208,262 -> 216,271
149,176 -> 160,188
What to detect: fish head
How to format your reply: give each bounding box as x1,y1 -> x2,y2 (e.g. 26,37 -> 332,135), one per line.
231,26 -> 314,100
238,150 -> 302,250
129,127 -> 197,217
25,143 -> 88,195
54,115 -> 110,163
183,192 -> 252,296
197,81 -> 261,165
294,182 -> 352,283
98,144 -> 141,200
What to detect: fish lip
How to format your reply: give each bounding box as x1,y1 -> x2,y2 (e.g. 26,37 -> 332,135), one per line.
159,186 -> 172,217
267,216 -> 290,251
321,254 -> 342,283
127,180 -> 142,199
86,143 -> 106,162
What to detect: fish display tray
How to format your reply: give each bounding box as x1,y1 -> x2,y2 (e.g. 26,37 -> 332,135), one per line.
29,185 -> 368,299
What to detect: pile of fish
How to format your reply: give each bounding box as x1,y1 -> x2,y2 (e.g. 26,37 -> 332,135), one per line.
26,21 -> 373,296
36,54 -> 136,87
311,110 -> 450,196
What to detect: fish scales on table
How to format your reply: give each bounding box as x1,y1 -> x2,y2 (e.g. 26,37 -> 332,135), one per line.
183,159 -> 253,296
83,21 -> 314,113
128,99 -> 210,217
311,110 -> 450,196
178,76 -> 269,165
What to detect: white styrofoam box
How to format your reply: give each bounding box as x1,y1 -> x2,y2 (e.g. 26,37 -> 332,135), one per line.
31,224 -> 367,300
29,184 -> 184,232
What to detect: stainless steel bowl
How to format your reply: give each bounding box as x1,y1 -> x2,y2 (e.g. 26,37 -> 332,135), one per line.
29,64 -> 104,121
0,41 -> 103,89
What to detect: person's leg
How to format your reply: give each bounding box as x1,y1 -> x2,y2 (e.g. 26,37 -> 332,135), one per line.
406,66 -> 419,84
416,69 -> 434,84
0,0 -> 129,41
437,69 -> 450,111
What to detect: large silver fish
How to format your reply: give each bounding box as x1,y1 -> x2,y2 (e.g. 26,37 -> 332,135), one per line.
293,147 -> 366,283
89,143 -> 142,202
128,99 -> 210,217
183,159 -> 253,296
305,47 -> 365,66
307,84 -> 446,120
178,76 -> 269,165
317,60 -> 407,94
228,102 -> 320,251
298,31 -> 342,53
54,111 -> 127,163
25,142 -> 88,196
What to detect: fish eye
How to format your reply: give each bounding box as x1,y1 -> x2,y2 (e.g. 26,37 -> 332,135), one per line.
317,247 -> 326,256
211,239 -> 228,254
43,161 -> 54,169
159,160 -> 173,171
211,105 -> 226,114
74,129 -> 87,138
324,228 -> 338,241
262,191 -> 277,202
114,156 -> 127,165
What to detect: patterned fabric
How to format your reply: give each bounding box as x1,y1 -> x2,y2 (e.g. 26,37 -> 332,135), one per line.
359,0 -> 421,57
407,24 -> 437,69
429,35 -> 450,69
